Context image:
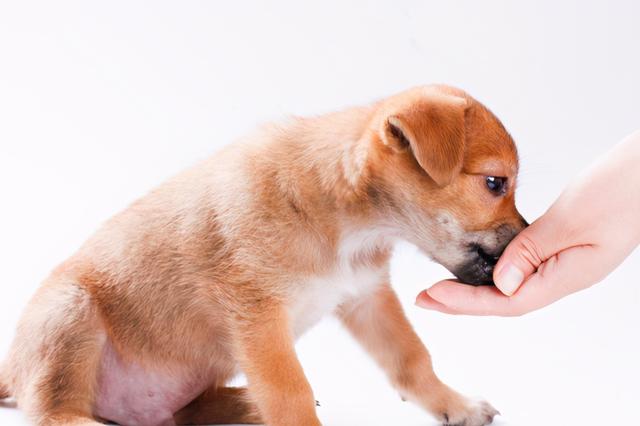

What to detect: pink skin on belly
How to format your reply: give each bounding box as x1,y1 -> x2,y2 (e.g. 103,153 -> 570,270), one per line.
94,342 -> 212,426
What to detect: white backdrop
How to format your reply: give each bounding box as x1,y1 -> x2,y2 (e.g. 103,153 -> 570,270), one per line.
1,1 -> 639,425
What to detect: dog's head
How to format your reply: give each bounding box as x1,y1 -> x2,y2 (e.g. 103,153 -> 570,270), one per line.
368,85 -> 527,285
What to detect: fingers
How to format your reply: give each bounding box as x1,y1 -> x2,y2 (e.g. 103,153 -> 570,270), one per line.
493,212 -> 573,296
417,280 -> 526,316
415,289 -> 460,314
418,245 -> 602,316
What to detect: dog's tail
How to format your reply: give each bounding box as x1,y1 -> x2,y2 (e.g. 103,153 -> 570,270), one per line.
0,362 -> 10,399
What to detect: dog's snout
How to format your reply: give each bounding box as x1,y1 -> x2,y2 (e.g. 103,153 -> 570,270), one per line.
450,244 -> 501,286
476,245 -> 500,267
447,218 -> 528,286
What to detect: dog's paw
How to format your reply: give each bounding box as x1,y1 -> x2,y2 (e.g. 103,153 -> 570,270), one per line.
440,398 -> 499,426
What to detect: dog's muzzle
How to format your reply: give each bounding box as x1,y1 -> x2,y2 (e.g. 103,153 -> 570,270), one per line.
452,244 -> 501,285
452,219 -> 528,285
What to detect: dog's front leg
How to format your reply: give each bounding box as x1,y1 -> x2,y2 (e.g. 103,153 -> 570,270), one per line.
337,283 -> 498,426
233,302 -> 321,426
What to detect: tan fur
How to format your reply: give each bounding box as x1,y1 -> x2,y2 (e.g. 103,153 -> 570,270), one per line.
174,387 -> 261,425
1,85 -> 524,426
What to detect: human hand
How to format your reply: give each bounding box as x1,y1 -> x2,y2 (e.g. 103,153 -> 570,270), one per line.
416,131 -> 640,316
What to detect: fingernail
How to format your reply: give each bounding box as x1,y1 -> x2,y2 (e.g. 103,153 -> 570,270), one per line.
496,264 -> 524,296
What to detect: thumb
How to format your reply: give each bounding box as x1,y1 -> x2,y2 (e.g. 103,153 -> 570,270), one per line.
493,215 -> 568,296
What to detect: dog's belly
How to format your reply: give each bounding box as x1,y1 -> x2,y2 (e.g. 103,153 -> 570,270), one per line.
94,341 -> 212,426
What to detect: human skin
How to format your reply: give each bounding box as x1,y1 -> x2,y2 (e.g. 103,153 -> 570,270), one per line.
416,130 -> 640,316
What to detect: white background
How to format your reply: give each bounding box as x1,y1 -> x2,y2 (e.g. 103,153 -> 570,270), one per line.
1,1 -> 639,425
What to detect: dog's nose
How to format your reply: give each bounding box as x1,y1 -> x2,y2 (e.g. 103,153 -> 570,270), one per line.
452,244 -> 507,286
476,245 -> 500,267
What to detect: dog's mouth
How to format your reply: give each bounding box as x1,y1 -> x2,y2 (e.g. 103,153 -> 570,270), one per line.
450,244 -> 501,286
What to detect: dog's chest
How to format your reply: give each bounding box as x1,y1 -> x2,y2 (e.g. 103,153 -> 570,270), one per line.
288,263 -> 387,338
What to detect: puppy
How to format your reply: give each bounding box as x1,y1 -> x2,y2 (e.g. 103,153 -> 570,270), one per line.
0,85 -> 526,426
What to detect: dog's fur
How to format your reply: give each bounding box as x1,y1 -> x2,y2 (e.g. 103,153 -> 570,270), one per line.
0,85 -> 525,426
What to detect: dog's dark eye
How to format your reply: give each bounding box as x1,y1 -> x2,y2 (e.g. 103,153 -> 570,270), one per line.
485,176 -> 507,195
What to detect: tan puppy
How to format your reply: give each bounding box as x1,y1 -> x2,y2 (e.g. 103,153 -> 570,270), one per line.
0,85 -> 526,426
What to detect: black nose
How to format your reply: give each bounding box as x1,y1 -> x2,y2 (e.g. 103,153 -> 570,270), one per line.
476,245 -> 500,267
450,244 -> 503,286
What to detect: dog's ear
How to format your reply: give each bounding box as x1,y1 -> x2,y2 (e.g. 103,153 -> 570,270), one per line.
380,93 -> 468,187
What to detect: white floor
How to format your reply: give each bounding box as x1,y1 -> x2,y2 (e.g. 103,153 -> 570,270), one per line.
1,1 -> 639,425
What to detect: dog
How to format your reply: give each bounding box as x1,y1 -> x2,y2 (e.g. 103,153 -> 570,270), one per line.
0,85 -> 526,426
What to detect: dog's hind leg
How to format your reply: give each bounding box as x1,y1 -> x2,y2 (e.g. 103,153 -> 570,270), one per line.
174,386 -> 262,425
7,280 -> 105,426
28,339 -> 104,426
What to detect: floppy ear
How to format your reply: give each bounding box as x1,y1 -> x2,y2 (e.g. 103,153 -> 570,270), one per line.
380,93 -> 468,187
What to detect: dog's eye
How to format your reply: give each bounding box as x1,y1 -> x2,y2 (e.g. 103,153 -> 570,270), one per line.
485,176 -> 507,195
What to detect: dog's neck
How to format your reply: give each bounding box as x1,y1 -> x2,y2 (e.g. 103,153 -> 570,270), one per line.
268,104 -> 385,211
267,105 -> 399,268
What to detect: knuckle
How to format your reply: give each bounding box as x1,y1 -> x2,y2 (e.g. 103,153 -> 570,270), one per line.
512,232 -> 545,269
